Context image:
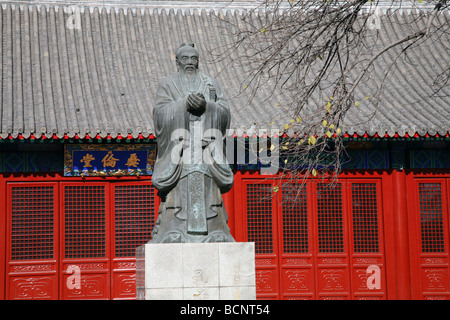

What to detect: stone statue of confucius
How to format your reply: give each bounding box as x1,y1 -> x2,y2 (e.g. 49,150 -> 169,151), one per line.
150,43 -> 235,243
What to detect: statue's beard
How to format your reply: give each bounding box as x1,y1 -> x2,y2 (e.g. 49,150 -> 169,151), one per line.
185,70 -> 196,82
180,68 -> 199,92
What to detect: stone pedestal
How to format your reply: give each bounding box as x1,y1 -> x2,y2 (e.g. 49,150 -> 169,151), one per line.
136,242 -> 256,300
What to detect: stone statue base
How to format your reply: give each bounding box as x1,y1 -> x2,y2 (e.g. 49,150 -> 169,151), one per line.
136,242 -> 256,300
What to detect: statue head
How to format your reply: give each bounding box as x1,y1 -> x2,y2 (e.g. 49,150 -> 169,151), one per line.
176,42 -> 199,74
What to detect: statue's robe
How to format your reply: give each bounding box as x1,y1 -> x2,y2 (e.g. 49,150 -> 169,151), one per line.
150,71 -> 235,243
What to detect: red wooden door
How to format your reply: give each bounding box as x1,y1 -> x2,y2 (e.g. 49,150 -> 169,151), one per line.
278,181 -> 315,299
6,183 -> 59,299
313,181 -> 351,299
409,178 -> 450,299
243,180 -> 280,299
60,182 -> 111,299
347,180 -> 386,300
111,181 -> 156,299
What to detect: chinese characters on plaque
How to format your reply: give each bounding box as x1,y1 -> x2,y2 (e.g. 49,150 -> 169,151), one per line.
64,144 -> 156,176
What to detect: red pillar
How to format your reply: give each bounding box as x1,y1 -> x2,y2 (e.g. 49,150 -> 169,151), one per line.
392,169 -> 412,299
232,170 -> 245,241
0,176 -> 5,300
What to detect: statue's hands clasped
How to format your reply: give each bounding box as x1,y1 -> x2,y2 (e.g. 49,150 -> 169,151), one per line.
186,92 -> 207,116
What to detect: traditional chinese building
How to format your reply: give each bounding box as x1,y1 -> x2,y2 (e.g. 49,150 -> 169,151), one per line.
0,1 -> 449,300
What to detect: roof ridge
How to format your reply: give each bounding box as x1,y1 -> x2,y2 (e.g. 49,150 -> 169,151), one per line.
1,1 -> 255,15
1,1 -> 447,15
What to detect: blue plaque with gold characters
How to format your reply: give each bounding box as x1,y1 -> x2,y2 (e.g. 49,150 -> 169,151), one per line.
64,144 -> 156,176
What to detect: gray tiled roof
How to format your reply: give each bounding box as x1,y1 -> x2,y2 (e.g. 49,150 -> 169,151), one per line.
0,2 -> 449,139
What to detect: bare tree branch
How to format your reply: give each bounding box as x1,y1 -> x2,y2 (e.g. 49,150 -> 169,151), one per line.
210,0 -> 449,195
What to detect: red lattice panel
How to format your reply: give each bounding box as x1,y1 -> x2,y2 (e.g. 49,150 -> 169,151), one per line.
114,184 -> 155,257
246,183 -> 273,254
317,183 -> 344,253
418,183 -> 445,253
10,186 -> 54,260
64,185 -> 106,258
282,185 -> 308,254
351,183 -> 379,253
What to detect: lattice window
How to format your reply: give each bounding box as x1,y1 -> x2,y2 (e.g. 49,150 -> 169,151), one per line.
115,184 -> 155,257
247,183 -> 273,254
419,183 -> 445,253
317,183 -> 344,253
64,185 -> 106,258
282,185 -> 308,253
352,183 -> 379,253
10,186 -> 54,260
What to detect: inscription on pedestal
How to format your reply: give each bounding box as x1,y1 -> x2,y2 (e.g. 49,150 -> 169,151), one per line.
136,242 -> 256,300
